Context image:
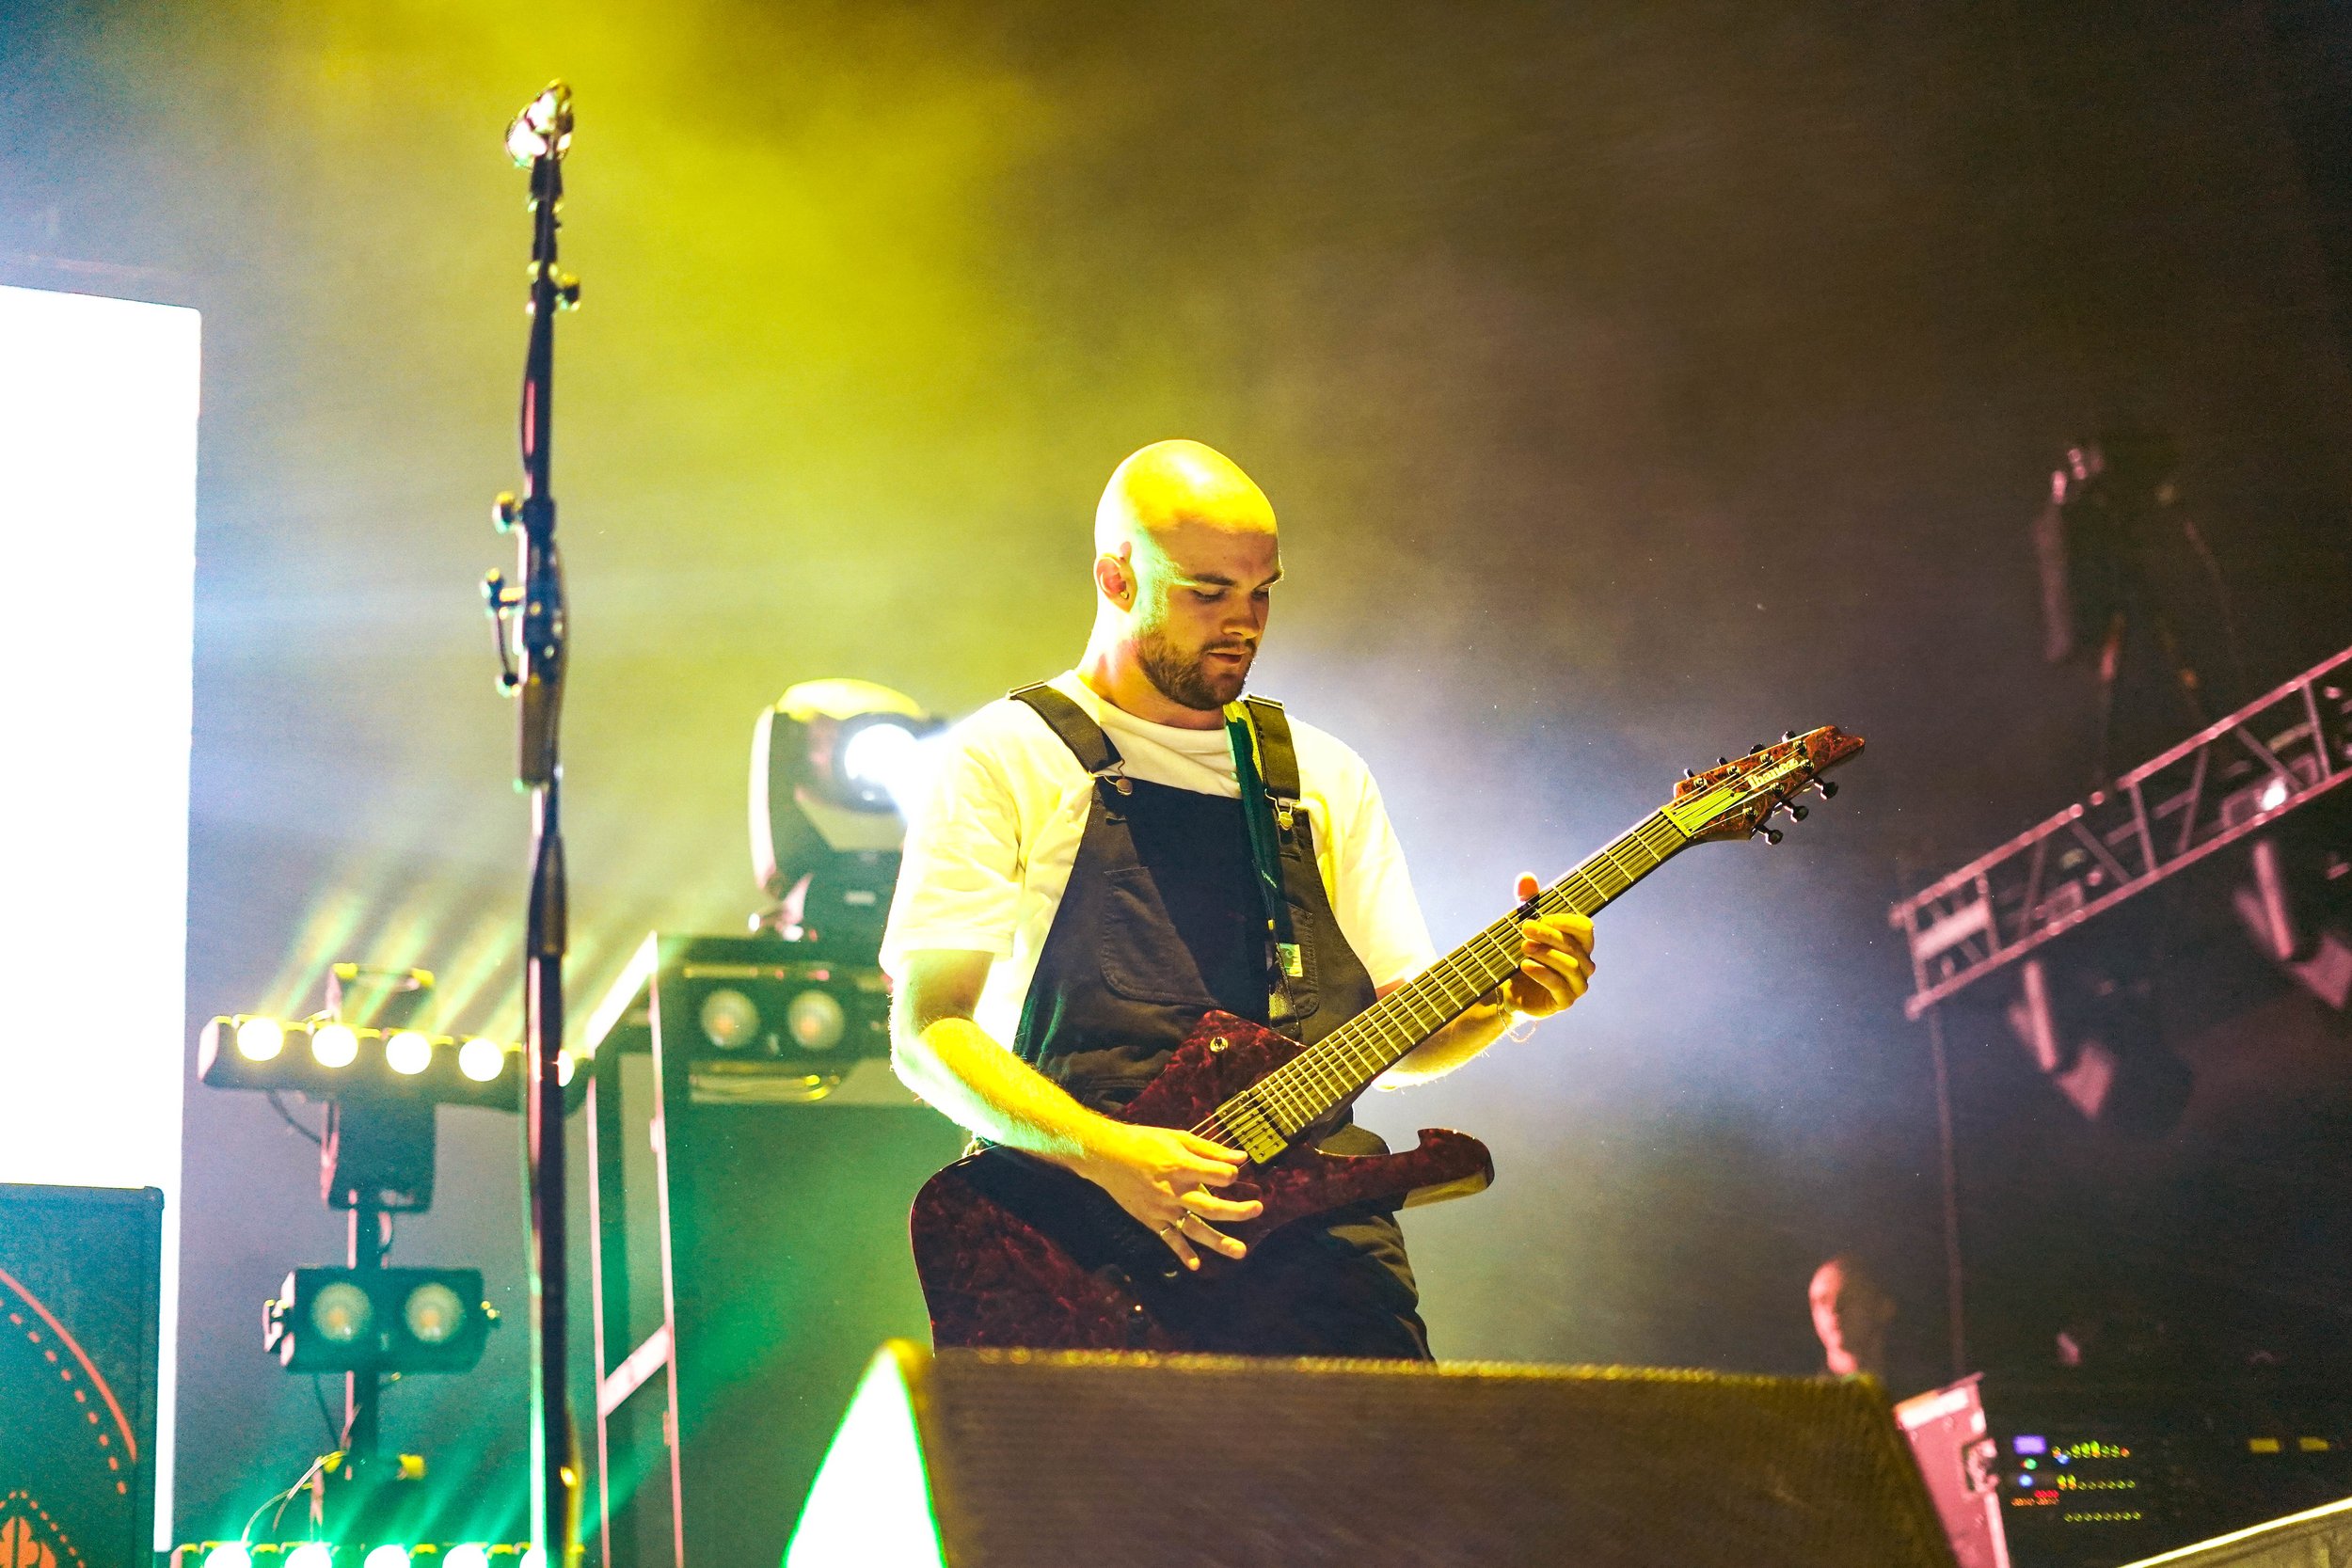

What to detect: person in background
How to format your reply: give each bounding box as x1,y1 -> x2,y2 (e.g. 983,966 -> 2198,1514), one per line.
1810,1254 -> 1897,1380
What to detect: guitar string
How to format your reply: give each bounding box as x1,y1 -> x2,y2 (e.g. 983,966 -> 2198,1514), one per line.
1183,808 -> 1690,1157
1250,809 -> 1686,1126
1165,807 -> 1706,1259
1163,766 -> 1808,1255
1228,835 -> 1637,1134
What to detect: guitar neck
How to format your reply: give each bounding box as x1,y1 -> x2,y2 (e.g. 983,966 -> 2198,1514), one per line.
1243,808 -> 1691,1138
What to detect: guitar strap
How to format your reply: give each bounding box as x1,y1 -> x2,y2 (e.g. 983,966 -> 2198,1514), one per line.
1228,696 -> 1305,1022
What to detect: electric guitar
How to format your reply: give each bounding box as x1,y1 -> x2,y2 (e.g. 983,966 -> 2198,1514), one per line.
909,725 -> 1866,1352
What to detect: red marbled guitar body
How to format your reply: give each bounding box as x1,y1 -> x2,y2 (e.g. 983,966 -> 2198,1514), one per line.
909,1009 -> 1494,1352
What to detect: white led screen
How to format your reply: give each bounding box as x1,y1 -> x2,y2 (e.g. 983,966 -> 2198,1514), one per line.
0,282 -> 201,1544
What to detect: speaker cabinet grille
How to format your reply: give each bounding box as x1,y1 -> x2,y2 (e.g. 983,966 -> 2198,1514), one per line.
790,1342 -> 1957,1568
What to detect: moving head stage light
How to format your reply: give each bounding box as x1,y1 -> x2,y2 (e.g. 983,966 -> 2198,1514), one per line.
752,677 -> 943,948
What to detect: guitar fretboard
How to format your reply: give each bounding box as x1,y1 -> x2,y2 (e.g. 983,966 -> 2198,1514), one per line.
1228,808 -> 1691,1143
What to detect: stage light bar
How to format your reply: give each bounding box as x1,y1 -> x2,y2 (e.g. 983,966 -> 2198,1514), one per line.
199,1016 -> 586,1111
176,1545 -> 530,1568
265,1266 -> 496,1374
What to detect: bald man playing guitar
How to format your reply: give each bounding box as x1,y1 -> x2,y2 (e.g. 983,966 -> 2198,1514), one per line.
883,439 -> 1595,1357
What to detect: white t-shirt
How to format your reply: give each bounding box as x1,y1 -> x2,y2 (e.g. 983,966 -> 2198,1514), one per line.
881,671 -> 1437,1048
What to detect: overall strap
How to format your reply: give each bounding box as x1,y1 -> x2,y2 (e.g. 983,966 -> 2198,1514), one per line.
1009,683 -> 1123,774
1242,695 -> 1301,803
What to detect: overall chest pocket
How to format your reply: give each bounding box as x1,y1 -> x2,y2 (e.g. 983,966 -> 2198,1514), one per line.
1092,863 -> 1327,1021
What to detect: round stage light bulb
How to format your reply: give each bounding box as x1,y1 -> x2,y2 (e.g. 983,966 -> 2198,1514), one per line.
699,988 -> 760,1050
444,1547 -> 490,1568
2258,775 -> 2291,813
786,990 -> 846,1052
403,1281 -> 467,1346
310,1280 -> 373,1344
311,1022 -> 359,1069
458,1037 -> 506,1083
842,719 -> 923,803
557,1051 -> 577,1087
203,1544 -> 254,1568
521,1548 -> 547,1568
362,1548 -> 410,1568
385,1030 -> 433,1075
286,1544 -> 332,1568
235,1017 -> 285,1062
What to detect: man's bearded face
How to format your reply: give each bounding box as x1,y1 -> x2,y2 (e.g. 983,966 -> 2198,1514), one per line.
1129,559 -> 1271,711
1136,610 -> 1252,709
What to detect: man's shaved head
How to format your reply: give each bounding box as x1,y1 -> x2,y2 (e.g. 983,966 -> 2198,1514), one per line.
1081,440 -> 1283,723
1095,439 -> 1278,556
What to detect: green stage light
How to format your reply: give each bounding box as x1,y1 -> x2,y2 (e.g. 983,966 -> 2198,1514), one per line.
236,1017 -> 285,1062
202,1544 -> 253,1568
699,987 -> 760,1050
286,1544 -> 333,1568
267,1266 -> 496,1372
444,1548 -> 490,1568
786,990 -> 847,1052
362,1545 -> 410,1568
312,1022 -> 360,1069
457,1037 -> 505,1083
310,1280 -> 374,1344
385,1030 -> 433,1075
403,1280 -> 465,1345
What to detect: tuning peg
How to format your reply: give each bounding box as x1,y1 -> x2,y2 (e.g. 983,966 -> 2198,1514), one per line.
1782,729 -> 1797,741
1816,780 -> 1839,800
1750,743 -> 1768,755
1788,803 -> 1809,821
1760,827 -> 1785,846
1718,756 -> 1729,766
1681,768 -> 1695,779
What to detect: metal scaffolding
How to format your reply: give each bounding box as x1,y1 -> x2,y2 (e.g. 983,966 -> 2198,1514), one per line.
1891,642 -> 2352,1021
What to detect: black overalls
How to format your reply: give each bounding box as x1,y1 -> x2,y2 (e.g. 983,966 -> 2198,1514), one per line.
1007,684 -> 1432,1360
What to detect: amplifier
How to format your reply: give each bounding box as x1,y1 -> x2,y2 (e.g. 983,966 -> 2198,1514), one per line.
0,1183 -> 164,1568
1985,1381 -> 2352,1567
584,933 -> 967,1568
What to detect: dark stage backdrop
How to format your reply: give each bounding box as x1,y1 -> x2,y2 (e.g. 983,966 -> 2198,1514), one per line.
4,0 -> 2350,1542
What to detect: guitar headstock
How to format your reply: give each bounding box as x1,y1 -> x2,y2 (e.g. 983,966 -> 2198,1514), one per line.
1663,725 -> 1865,845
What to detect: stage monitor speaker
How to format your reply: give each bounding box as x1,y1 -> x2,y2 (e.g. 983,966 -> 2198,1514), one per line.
2118,1496 -> 2352,1568
787,1341 -> 1959,1568
0,1183 -> 164,1568
585,934 -> 968,1568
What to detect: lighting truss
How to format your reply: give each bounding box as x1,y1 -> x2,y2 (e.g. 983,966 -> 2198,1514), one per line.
1891,642 -> 2352,1018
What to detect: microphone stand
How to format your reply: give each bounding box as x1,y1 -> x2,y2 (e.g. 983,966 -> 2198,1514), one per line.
485,81 -> 581,1567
